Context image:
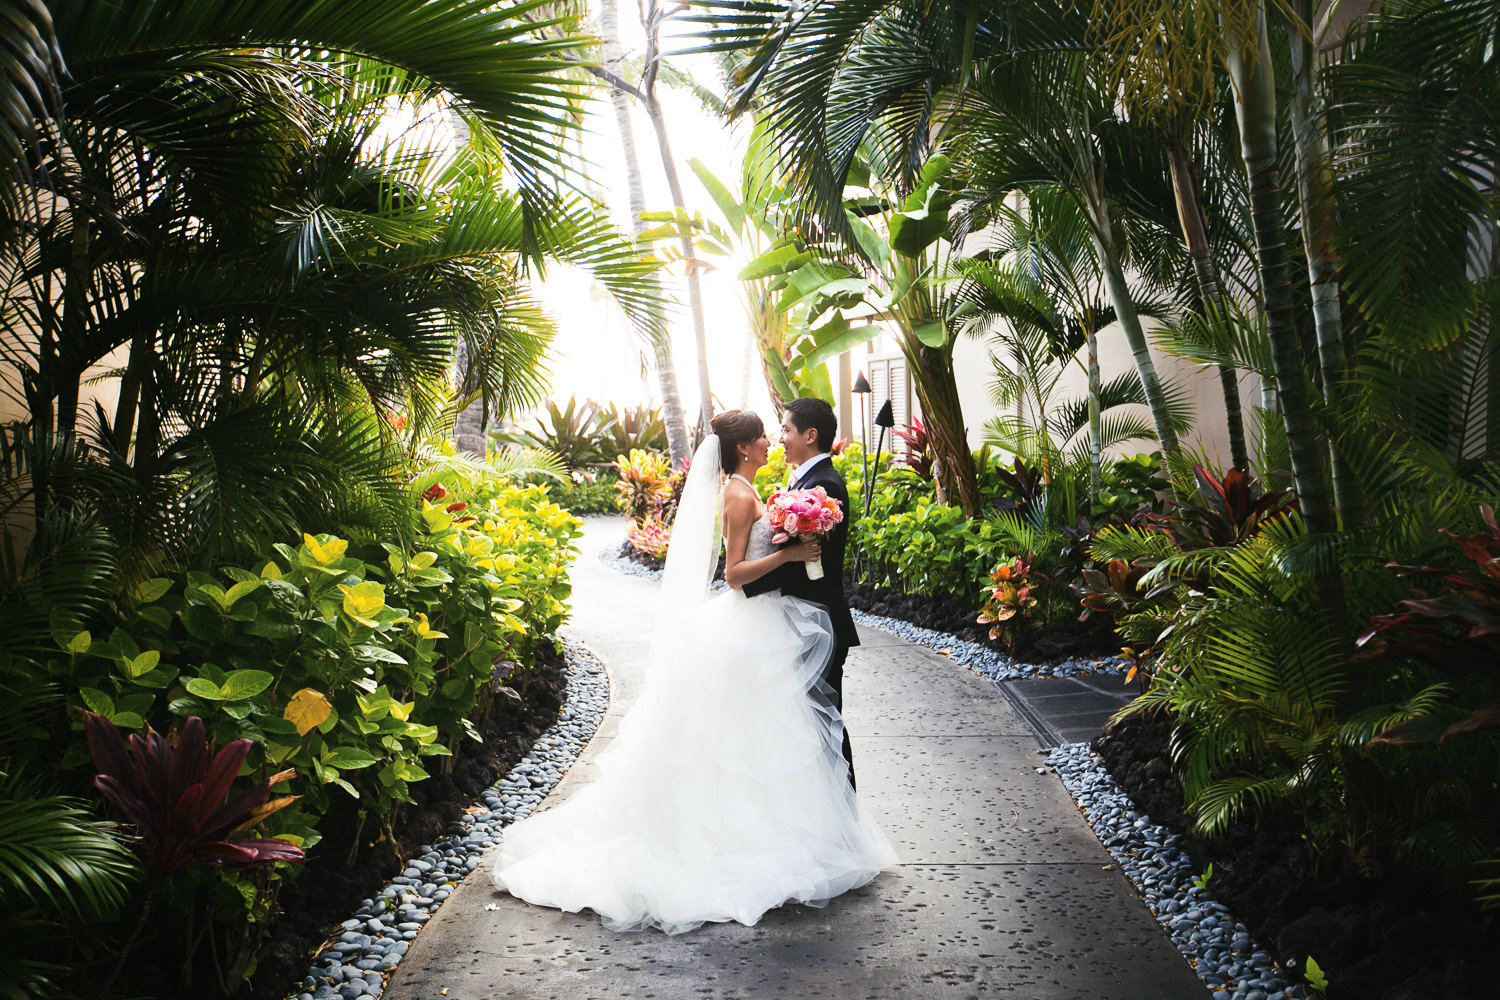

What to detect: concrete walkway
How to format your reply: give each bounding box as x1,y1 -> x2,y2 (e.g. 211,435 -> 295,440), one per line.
384,518 -> 1207,1000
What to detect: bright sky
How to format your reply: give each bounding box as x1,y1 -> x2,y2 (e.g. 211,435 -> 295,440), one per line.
529,5 -> 776,423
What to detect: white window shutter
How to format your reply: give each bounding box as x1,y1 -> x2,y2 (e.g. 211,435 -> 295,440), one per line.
865,354 -> 917,443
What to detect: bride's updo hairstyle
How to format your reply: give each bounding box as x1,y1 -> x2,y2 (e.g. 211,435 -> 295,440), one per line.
710,409 -> 764,473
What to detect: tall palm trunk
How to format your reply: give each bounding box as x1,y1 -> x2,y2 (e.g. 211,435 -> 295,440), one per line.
737,320 -> 754,407
748,279 -> 790,415
889,257 -> 981,516
57,206 -> 88,436
1165,132 -> 1250,471
1069,118 -> 1183,486
1286,0 -> 1361,527
599,0 -> 690,465
1225,4 -> 1345,626
1086,324 -> 1102,498
1096,236 -> 1180,460
641,0 -> 712,434
1224,6 -> 1334,539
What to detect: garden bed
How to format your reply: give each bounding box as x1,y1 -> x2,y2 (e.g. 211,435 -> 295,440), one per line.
243,645 -> 569,1000
1091,711 -> 1496,1000
844,578 -> 1122,663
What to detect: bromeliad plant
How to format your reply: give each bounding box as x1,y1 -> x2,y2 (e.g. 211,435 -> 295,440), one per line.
601,403 -> 670,458
495,397 -> 620,471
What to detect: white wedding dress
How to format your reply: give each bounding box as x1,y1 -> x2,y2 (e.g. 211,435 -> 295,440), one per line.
492,444 -> 896,935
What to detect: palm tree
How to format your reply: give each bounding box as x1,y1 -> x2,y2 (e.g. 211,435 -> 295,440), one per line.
683,134 -> 821,414
951,188 -> 1182,499
1162,115 -> 1252,473
6,1 -> 677,456
1220,4 -> 1335,539
2,4 -> 667,567
1283,0 -> 1356,518
982,321 -> 1187,498
597,0 -> 692,464
0,770 -> 138,999
640,0 -> 714,434
1086,0 -> 1340,543
693,1 -> 1191,494
742,152 -> 986,514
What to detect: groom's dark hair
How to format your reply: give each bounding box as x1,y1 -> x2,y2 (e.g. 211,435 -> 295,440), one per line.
785,397 -> 836,454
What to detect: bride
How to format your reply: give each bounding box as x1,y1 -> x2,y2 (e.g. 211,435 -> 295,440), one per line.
492,409 -> 897,934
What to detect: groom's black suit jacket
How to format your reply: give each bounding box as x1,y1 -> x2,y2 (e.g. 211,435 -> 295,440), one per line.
743,456 -> 858,649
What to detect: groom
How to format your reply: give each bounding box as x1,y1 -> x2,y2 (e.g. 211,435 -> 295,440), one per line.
744,397 -> 860,788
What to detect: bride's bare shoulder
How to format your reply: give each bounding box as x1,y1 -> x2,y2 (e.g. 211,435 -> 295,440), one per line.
721,479 -> 760,528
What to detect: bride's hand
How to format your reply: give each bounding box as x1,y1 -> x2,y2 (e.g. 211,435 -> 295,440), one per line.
785,540 -> 821,563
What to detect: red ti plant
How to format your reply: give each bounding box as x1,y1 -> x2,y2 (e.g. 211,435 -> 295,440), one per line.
85,713 -> 304,882
1142,465 -> 1297,554
992,457 -> 1046,520
1359,504 -> 1500,741
891,418 -> 933,479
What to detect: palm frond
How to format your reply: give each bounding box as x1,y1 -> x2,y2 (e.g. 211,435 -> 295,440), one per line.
54,0 -> 594,256
0,770 -> 138,921
1326,0 -> 1500,348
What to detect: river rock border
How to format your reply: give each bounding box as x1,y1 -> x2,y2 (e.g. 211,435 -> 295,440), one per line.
847,608 -> 1127,681
288,640 -> 609,1000
1047,742 -> 1306,1000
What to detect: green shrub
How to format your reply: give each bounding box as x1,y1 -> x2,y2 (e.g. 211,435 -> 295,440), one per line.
753,443 -> 790,495
853,468 -> 1052,604
545,473 -> 621,515
751,442 -> 885,504
1095,483 -> 1500,895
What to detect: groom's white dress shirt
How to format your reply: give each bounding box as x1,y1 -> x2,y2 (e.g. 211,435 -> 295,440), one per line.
789,452 -> 831,488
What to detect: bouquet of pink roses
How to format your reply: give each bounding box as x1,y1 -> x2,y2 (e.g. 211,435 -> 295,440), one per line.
765,486 -> 844,580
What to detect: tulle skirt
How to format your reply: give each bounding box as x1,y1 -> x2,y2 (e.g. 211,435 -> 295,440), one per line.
492,589 -> 897,935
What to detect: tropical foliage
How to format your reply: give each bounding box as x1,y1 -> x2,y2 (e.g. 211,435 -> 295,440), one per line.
0,1 -> 647,995
683,0 -> 1500,923
19,459 -> 580,996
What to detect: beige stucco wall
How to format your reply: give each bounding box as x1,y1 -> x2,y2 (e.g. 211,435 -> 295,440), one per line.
952,318 -> 1263,467
0,336 -> 127,432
